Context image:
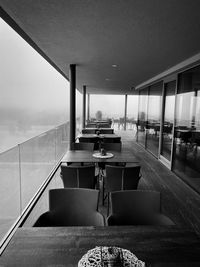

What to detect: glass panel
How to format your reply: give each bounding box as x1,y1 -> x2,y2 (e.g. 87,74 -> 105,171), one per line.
137,88 -> 148,146
160,81 -> 176,161
0,146 -> 20,241
0,19 -> 70,245
173,65 -> 200,192
127,95 -> 139,131
19,130 -> 56,210
90,95 -> 125,130
146,82 -> 163,157
55,123 -> 69,160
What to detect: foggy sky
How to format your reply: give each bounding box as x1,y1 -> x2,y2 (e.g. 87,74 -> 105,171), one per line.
0,18 -> 138,120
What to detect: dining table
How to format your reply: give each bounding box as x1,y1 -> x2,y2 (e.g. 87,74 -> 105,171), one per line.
1,225 -> 200,266
82,128 -> 114,134
78,134 -> 121,146
61,149 -> 139,164
78,133 -> 120,139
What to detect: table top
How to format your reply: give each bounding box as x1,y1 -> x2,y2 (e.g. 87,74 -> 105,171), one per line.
78,133 -> 120,138
61,150 -> 138,163
83,128 -> 114,130
176,129 -> 200,133
1,226 -> 200,266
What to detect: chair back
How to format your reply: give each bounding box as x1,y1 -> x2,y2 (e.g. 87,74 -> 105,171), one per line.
107,190 -> 174,226
82,129 -> 96,134
49,188 -> 99,212
110,190 -> 160,215
101,142 -> 121,152
100,129 -> 114,134
79,136 -> 99,149
105,165 -> 141,192
71,142 -> 94,151
98,123 -> 110,128
60,164 -> 96,189
86,123 -> 97,128
33,188 -> 105,227
103,137 -> 121,143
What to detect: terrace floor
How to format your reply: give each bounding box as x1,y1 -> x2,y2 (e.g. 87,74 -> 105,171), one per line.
23,129 -> 200,236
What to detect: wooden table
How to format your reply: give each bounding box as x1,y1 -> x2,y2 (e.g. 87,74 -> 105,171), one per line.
78,133 -> 120,139
82,128 -> 114,134
61,150 -> 139,164
1,226 -> 200,266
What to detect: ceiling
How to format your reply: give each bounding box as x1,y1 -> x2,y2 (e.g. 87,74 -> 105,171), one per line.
1,0 -> 200,94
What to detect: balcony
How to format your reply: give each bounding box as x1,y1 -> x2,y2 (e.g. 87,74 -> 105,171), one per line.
0,1 -> 200,265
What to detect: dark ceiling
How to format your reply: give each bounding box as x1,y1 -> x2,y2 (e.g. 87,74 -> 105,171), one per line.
1,0 -> 200,94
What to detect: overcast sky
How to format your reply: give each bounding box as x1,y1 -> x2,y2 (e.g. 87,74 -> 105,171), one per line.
0,18 -> 69,113
0,18 -> 138,119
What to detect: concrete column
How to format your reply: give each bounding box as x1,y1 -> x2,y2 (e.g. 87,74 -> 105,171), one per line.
124,94 -> 128,130
69,64 -> 76,150
82,85 -> 86,128
87,93 -> 90,123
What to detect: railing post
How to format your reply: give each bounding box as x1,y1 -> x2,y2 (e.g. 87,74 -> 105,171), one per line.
69,64 -> 76,150
82,85 -> 86,128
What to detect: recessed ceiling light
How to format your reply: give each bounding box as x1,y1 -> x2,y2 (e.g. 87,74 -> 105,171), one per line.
105,78 -> 110,81
112,64 -> 117,68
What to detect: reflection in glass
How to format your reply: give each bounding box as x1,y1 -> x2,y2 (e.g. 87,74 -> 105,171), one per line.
137,88 -> 148,147
173,66 -> 200,192
160,81 -> 176,161
146,82 -> 162,157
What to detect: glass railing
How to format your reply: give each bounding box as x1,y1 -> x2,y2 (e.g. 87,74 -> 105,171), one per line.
0,122 -> 69,248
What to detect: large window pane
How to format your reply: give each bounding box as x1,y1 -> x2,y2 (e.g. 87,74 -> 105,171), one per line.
137,88 -> 148,147
173,66 -> 200,193
146,82 -> 162,157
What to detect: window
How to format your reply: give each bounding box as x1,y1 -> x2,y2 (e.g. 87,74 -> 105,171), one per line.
173,66 -> 200,193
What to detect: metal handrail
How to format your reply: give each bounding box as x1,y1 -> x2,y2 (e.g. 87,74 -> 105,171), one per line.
0,152 -> 66,255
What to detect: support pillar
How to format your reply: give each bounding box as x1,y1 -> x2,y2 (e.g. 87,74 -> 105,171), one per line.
87,93 -> 90,123
124,94 -> 128,130
69,64 -> 76,150
82,85 -> 86,128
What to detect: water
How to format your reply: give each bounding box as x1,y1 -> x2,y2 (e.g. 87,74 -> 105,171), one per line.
0,125 -> 55,153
